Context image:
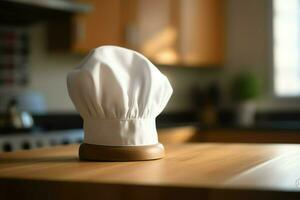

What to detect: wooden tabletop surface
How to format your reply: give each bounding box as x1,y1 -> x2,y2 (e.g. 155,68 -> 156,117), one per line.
1,143 -> 300,199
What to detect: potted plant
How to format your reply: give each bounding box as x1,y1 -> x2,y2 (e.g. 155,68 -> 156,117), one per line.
231,72 -> 260,127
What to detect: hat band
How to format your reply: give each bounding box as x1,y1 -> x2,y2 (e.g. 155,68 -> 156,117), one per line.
83,118 -> 158,146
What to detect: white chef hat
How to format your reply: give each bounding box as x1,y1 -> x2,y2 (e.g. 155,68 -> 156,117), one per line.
67,46 -> 173,147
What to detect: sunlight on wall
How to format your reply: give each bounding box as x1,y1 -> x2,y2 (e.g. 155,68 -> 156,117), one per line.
273,0 -> 300,96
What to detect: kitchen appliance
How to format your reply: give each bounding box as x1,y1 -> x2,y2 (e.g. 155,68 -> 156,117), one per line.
0,129 -> 83,152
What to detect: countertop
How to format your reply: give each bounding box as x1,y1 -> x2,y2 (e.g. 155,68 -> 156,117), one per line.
1,143 -> 300,199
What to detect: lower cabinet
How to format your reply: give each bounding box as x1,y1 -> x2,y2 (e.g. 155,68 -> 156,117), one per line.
158,126 -> 198,144
158,127 -> 300,144
197,129 -> 300,144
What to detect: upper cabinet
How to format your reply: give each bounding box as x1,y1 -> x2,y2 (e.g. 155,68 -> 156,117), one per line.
49,0 -> 225,67
72,0 -> 126,53
179,0 -> 225,66
71,0 -> 138,53
134,0 -> 225,66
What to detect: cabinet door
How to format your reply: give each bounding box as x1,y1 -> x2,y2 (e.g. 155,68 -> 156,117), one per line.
72,0 -> 124,53
135,0 -> 179,65
179,0 -> 225,66
70,0 -> 224,66
135,0 -> 224,66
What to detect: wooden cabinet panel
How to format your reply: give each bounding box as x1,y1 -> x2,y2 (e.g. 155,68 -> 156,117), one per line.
197,129 -> 300,144
135,0 -> 225,66
72,0 -> 124,53
179,0 -> 225,65
49,0 -> 224,66
135,0 -> 179,64
158,126 -> 197,144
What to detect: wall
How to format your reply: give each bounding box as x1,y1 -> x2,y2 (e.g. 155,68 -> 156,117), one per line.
27,24 -> 82,112
222,0 -> 270,108
2,0 -> 298,113
224,0 -> 300,111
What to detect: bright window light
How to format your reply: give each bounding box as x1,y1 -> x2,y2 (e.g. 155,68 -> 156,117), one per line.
273,0 -> 300,96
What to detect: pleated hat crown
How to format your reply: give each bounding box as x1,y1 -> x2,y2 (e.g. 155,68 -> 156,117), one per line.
67,46 -> 173,146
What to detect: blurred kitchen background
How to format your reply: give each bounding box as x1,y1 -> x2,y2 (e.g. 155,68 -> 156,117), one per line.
1,0 -> 300,152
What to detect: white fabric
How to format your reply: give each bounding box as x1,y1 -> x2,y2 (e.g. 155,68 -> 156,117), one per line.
67,46 -> 173,146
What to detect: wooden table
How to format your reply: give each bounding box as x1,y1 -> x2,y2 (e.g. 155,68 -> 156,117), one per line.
1,143 -> 300,199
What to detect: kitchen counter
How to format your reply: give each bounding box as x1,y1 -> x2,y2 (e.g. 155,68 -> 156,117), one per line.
1,143 -> 300,199
203,122 -> 300,132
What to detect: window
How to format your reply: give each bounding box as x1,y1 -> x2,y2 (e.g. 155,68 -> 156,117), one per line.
273,0 -> 300,96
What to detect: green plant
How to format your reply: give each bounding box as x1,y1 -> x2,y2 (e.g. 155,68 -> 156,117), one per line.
232,72 -> 260,102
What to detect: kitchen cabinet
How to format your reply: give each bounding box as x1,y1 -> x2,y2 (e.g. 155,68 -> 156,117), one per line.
197,129 -> 300,144
49,0 -> 224,66
71,0 -> 125,53
159,126 -> 300,144
158,126 -> 198,144
135,0 -> 225,66
47,0 -> 132,52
